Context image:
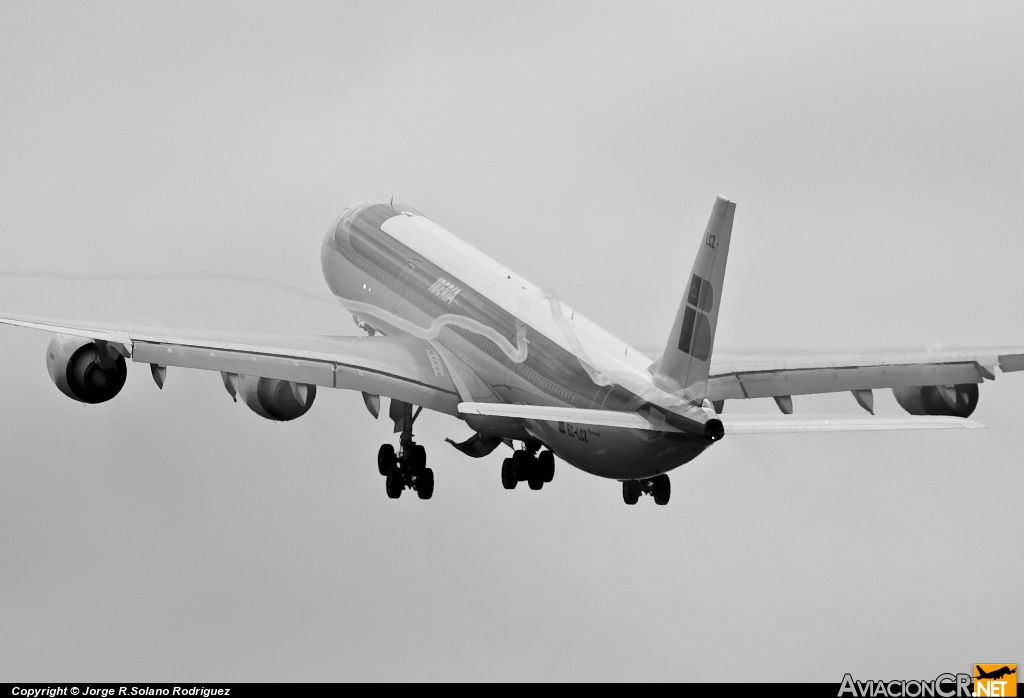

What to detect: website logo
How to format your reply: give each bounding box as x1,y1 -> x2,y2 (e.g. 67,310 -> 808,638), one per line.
974,665 -> 1017,697
838,666 -> 1017,698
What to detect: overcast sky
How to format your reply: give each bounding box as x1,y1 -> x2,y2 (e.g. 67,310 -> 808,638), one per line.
1,1 -> 1021,681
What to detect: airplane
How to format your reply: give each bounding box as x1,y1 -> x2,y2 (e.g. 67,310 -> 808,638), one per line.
975,666 -> 1017,681
2,197 -> 1023,505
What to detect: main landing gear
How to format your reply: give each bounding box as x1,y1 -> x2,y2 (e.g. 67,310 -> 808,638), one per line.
622,475 -> 671,506
501,441 -> 555,491
377,402 -> 434,500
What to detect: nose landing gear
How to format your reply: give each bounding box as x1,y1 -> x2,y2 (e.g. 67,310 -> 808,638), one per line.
501,441 -> 555,490
622,474 -> 671,506
378,402 -> 434,500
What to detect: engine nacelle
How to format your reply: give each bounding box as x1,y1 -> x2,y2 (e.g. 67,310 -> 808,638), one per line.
237,374 -> 316,421
892,383 -> 979,418
46,334 -> 128,404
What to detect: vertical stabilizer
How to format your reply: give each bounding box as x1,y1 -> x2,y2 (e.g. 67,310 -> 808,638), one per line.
654,196 -> 735,400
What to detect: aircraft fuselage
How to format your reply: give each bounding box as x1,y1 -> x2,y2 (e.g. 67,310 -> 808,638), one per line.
320,202 -> 714,479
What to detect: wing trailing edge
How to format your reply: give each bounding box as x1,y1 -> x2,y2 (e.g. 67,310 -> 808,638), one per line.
721,414 -> 984,434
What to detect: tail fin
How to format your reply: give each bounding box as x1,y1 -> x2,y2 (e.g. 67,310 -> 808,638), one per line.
654,196 -> 736,399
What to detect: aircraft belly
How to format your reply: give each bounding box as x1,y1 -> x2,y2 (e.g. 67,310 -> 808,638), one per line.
522,419 -> 708,480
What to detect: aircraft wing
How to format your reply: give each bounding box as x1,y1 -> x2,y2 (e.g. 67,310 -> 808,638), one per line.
706,349 -> 1024,402
0,313 -> 461,416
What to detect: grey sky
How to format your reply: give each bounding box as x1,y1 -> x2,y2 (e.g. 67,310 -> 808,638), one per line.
1,1 -> 1021,681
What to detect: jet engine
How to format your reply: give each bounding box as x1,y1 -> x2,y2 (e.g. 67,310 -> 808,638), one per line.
892,383 -> 979,418
237,374 -> 316,421
46,334 -> 128,404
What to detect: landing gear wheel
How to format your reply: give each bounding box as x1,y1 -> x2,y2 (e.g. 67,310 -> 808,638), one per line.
377,444 -> 396,476
528,476 -> 544,491
409,444 -> 427,471
652,474 -> 671,506
385,468 -> 403,499
501,458 -> 517,489
416,468 -> 434,500
622,480 -> 640,505
511,450 -> 530,479
537,451 -> 555,483
382,401 -> 434,500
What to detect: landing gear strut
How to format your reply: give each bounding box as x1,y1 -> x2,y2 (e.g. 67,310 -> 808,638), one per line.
377,402 -> 434,500
501,441 -> 555,491
622,474 -> 671,506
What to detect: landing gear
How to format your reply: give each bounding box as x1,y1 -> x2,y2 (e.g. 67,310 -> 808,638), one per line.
378,444 -> 395,476
651,474 -> 670,506
501,441 -> 555,491
501,459 -> 518,490
416,466 -> 434,500
537,451 -> 555,483
378,402 -> 433,500
386,468 -> 404,499
621,474 -> 671,506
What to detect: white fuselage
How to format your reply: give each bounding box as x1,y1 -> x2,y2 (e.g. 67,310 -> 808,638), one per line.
320,202 -> 713,479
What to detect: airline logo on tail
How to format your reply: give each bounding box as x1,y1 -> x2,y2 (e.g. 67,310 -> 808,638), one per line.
677,273 -> 714,361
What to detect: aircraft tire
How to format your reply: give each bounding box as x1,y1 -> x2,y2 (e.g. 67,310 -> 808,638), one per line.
501,459 -> 517,490
385,468 -> 404,499
538,451 -> 555,483
622,481 -> 640,505
528,476 -> 543,491
417,468 -> 434,500
377,444 -> 396,476
652,475 -> 671,506
511,450 -> 530,480
411,444 -> 427,471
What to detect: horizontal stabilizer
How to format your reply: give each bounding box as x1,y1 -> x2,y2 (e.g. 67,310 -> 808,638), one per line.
458,402 -> 682,433
721,414 -> 984,434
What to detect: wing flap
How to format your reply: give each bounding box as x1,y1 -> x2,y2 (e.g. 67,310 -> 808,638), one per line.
998,353 -> 1024,373
722,414 -> 984,434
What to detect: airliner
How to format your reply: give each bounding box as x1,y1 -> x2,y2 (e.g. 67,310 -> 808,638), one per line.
975,666 -> 1016,681
3,198 -> 1022,505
